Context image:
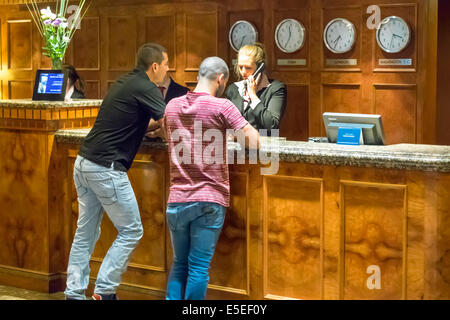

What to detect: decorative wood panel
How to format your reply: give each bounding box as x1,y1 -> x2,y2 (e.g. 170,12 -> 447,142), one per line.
210,171 -> 249,297
279,84 -> 309,141
264,175 -> 323,300
127,159 -> 167,272
437,174 -> 450,299
107,16 -> 136,71
84,80 -> 100,100
320,83 -> 361,135
373,84 -> 417,144
145,15 -> 176,70
7,20 -> 32,70
373,3 -> 417,72
185,12 -> 218,71
72,17 -> 100,71
8,80 -> 32,99
340,180 -> 407,300
0,131 -> 48,271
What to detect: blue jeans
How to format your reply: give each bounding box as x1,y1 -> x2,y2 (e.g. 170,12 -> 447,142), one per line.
65,155 -> 143,300
166,202 -> 226,300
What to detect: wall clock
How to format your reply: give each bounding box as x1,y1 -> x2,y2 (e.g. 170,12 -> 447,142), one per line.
323,18 -> 356,54
376,16 -> 411,53
274,18 -> 306,53
229,20 -> 259,52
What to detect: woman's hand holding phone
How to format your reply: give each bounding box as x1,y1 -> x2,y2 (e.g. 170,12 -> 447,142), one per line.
246,73 -> 262,101
245,62 -> 265,101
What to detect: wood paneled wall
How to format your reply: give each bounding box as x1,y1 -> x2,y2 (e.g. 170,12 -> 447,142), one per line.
0,0 -> 446,145
437,0 -> 450,145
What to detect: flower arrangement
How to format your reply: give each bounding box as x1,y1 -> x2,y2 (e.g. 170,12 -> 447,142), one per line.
26,0 -> 92,69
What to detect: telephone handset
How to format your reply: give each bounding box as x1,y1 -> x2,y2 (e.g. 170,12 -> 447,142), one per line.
244,62 -> 265,90
252,62 -> 265,79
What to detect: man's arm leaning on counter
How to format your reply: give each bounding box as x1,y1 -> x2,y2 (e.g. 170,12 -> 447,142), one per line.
146,117 -> 165,139
237,123 -> 260,150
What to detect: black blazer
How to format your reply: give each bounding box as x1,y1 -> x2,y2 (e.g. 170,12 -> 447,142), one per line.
225,79 -> 287,131
165,78 -> 190,103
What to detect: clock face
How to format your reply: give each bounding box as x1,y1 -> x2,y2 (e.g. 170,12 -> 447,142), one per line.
323,18 -> 356,54
376,16 -> 410,53
275,19 -> 305,53
229,20 -> 258,52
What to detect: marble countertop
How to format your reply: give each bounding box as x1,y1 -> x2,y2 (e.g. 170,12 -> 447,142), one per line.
55,128 -> 450,173
0,99 -> 102,109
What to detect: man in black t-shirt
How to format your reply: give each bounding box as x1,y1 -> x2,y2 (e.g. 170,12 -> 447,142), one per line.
65,43 -> 168,300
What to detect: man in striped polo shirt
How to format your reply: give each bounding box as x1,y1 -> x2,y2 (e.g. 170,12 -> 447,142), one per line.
164,57 -> 259,300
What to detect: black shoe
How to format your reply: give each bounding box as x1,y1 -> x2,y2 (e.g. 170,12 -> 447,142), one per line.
92,293 -> 119,300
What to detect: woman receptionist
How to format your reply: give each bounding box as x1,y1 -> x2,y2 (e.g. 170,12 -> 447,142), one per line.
225,43 -> 287,132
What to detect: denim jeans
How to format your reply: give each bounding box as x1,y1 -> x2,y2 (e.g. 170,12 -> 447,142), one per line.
165,202 -> 226,300
65,155 -> 143,300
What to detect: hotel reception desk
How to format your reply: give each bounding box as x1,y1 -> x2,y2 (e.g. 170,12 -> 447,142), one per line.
0,99 -> 449,300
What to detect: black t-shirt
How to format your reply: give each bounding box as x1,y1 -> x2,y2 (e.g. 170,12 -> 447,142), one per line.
79,68 -> 166,171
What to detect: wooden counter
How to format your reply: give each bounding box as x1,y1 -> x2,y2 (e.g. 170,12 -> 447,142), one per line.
0,103 -> 449,299
0,99 -> 101,293
50,129 -> 449,300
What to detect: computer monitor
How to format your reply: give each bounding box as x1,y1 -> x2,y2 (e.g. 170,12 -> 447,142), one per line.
323,112 -> 386,145
32,69 -> 68,101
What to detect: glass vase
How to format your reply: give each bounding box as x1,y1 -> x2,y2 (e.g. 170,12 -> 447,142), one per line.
51,58 -> 63,70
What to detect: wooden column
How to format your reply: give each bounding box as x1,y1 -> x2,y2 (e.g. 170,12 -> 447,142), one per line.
0,100 -> 100,293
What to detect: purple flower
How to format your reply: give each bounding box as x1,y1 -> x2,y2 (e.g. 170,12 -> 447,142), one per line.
52,18 -> 62,27
44,19 -> 52,25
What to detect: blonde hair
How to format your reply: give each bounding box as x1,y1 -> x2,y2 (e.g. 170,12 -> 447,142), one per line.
234,42 -> 266,80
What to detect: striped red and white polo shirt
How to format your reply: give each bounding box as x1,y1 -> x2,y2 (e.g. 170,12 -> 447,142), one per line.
165,91 -> 248,207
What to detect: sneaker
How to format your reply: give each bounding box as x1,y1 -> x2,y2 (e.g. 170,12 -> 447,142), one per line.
92,293 -> 119,300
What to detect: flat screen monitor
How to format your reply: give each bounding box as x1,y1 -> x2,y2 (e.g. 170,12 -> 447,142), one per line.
32,69 -> 68,101
323,112 -> 386,145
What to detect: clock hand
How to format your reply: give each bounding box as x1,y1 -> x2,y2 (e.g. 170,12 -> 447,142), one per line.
333,35 -> 342,49
238,35 -> 247,49
393,33 -> 404,39
389,34 -> 394,49
285,24 -> 292,47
